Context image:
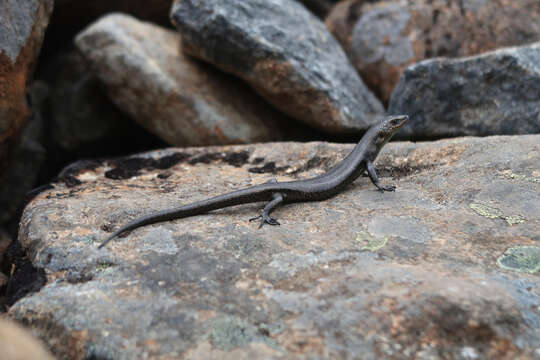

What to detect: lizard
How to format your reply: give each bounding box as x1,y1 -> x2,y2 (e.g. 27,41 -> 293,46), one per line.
98,115 -> 408,248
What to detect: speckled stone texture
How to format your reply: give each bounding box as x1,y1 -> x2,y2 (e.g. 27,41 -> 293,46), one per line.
389,42 -> 540,139
325,0 -> 540,103
8,135 -> 539,359
171,0 -> 384,134
0,0 -> 53,172
75,13 -> 296,147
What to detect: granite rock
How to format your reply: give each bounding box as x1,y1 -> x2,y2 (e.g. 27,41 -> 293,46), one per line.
326,0 -> 540,103
76,14 -> 296,147
9,134 -> 540,359
171,0 -> 384,134
0,0 -> 53,172
389,42 -> 540,139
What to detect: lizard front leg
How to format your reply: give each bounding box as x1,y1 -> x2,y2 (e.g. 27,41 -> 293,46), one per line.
249,192 -> 284,228
366,161 -> 396,192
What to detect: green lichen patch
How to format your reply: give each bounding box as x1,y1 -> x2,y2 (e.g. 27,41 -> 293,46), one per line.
497,246 -> 540,274
209,316 -> 281,351
469,203 -> 525,225
95,262 -> 115,274
356,231 -> 387,252
470,203 -> 503,219
499,170 -> 540,184
503,215 -> 525,225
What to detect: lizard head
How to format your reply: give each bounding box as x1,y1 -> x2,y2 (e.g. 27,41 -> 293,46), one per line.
373,114 -> 408,149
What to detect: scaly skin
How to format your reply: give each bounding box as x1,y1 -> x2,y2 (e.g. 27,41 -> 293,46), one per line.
99,115 -> 408,248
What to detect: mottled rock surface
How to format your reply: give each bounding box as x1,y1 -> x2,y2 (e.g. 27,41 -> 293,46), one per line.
389,42 -> 540,139
9,134 -> 540,359
326,0 -> 540,103
0,0 -> 53,172
171,0 -> 384,134
76,14 -> 295,147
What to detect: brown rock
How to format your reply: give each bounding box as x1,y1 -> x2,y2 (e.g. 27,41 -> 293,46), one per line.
0,316 -> 55,360
9,134 -> 540,358
76,14 -> 296,146
0,0 -> 53,172
326,0 -> 540,103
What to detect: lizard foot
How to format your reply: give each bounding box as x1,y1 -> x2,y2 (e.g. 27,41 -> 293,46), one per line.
378,185 -> 396,192
249,214 -> 280,228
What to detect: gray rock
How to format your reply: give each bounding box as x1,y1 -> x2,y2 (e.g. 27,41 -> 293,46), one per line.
0,0 -> 53,172
326,0 -> 540,103
171,0 -> 384,134
389,42 -> 540,139
10,134 -> 540,359
41,50 -> 151,152
76,13 -> 295,147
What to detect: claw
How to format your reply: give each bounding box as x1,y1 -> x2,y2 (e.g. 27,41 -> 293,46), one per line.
249,213 -> 280,228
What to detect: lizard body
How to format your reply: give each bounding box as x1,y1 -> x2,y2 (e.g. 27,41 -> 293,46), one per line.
99,115 -> 408,248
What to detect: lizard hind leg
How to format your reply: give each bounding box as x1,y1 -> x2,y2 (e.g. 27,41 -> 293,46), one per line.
249,192 -> 284,228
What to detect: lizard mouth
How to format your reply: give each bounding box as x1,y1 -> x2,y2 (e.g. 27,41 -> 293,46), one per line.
389,115 -> 408,129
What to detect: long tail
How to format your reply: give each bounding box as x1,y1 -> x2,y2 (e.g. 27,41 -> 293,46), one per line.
98,187 -> 270,249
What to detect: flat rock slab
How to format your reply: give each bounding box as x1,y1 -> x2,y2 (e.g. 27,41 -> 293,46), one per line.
326,0 -> 540,103
76,14 -> 292,147
10,135 -> 540,359
389,42 -> 540,139
0,0 -> 53,171
171,0 -> 384,134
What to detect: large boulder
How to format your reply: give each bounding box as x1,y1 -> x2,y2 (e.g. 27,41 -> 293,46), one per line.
76,14 -> 296,147
326,0 -> 540,103
171,0 -> 384,134
9,134 -> 540,359
0,0 -> 53,172
389,42 -> 540,139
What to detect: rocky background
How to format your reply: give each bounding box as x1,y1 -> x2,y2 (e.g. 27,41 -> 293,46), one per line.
0,0 -> 538,359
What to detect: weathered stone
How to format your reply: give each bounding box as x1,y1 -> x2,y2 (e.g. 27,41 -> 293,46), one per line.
40,50 -> 162,152
171,0 -> 384,134
326,0 -> 540,103
389,42 -> 540,139
0,0 -> 53,172
76,14 -> 296,147
0,317 -> 55,360
10,134 -> 540,359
